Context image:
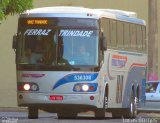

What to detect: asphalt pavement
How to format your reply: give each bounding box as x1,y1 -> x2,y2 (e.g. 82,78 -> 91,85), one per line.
0,107 -> 159,123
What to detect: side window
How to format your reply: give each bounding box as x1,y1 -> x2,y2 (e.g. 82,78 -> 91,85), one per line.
130,24 -> 136,49
136,25 -> 143,50
101,18 -> 110,46
142,26 -> 146,51
106,19 -> 111,45
110,20 -> 117,47
117,21 -> 124,48
124,23 -> 130,49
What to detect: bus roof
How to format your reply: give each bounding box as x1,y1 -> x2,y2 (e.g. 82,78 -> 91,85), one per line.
20,6 -> 146,25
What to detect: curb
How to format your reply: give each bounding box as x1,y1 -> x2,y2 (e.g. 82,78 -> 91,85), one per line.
0,107 -> 27,112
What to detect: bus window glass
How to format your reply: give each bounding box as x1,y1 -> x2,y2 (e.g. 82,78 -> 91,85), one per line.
102,18 -> 110,45
117,21 -> 124,48
21,30 -> 56,65
142,26 -> 146,50
106,19 -> 110,45
17,28 -> 99,66
124,23 -> 130,49
17,18 -> 99,68
57,18 -> 98,28
130,24 -> 136,49
110,20 -> 117,47
58,29 -> 99,66
136,25 -> 143,50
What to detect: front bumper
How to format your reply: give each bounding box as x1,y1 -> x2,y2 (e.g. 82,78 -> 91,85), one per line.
17,92 -> 98,108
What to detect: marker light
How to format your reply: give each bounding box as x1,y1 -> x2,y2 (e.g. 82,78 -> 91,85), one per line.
23,84 -> 31,91
82,84 -> 89,92
89,86 -> 95,91
73,83 -> 98,92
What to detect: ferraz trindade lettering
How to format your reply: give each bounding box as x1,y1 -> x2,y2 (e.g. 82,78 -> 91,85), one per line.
59,30 -> 93,37
24,29 -> 52,35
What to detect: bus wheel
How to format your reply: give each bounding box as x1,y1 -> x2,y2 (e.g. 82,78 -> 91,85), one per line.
28,106 -> 38,119
95,93 -> 107,119
112,109 -> 122,118
123,91 -> 137,118
95,108 -> 105,119
57,111 -> 77,119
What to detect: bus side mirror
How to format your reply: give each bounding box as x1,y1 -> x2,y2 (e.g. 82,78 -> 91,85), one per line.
12,34 -> 17,49
102,36 -> 107,51
101,35 -> 107,51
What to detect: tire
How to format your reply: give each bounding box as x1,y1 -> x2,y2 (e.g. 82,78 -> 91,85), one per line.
57,111 -> 77,119
112,109 -> 122,118
28,106 -> 38,119
95,108 -> 105,119
123,91 -> 137,118
95,93 -> 107,119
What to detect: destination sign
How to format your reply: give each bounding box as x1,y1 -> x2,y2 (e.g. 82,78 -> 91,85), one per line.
27,19 -> 48,25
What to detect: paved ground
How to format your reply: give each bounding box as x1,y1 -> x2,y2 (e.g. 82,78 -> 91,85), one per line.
0,108 -> 159,123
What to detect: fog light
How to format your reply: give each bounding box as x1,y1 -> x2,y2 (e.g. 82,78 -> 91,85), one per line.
23,84 -> 30,91
82,84 -> 89,92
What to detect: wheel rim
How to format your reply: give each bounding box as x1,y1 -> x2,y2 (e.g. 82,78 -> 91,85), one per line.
130,93 -> 135,118
130,96 -> 137,118
130,100 -> 134,117
134,97 -> 138,115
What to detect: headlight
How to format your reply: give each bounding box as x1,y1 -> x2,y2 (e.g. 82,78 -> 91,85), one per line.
73,83 -> 98,92
23,84 -> 31,91
18,82 -> 39,91
82,84 -> 89,92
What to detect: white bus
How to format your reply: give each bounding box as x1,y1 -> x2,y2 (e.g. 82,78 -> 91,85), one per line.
12,6 -> 147,119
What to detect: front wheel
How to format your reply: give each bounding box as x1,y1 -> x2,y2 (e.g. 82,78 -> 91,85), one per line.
95,93 -> 107,119
95,108 -> 105,119
112,109 -> 123,118
28,106 -> 38,119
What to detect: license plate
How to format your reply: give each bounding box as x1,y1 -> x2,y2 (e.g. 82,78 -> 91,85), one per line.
49,95 -> 63,101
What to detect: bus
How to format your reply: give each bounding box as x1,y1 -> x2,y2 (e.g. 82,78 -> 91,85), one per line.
12,6 -> 147,119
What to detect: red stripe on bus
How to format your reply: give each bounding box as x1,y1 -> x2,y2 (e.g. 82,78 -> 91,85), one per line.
129,63 -> 147,70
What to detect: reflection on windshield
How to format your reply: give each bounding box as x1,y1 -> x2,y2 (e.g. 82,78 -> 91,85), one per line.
59,29 -> 98,66
18,28 -> 99,66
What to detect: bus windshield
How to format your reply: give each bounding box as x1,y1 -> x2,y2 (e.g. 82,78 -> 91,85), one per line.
17,28 -> 99,67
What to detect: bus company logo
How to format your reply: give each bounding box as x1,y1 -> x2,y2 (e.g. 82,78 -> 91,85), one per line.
111,55 -> 128,68
22,73 -> 45,78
